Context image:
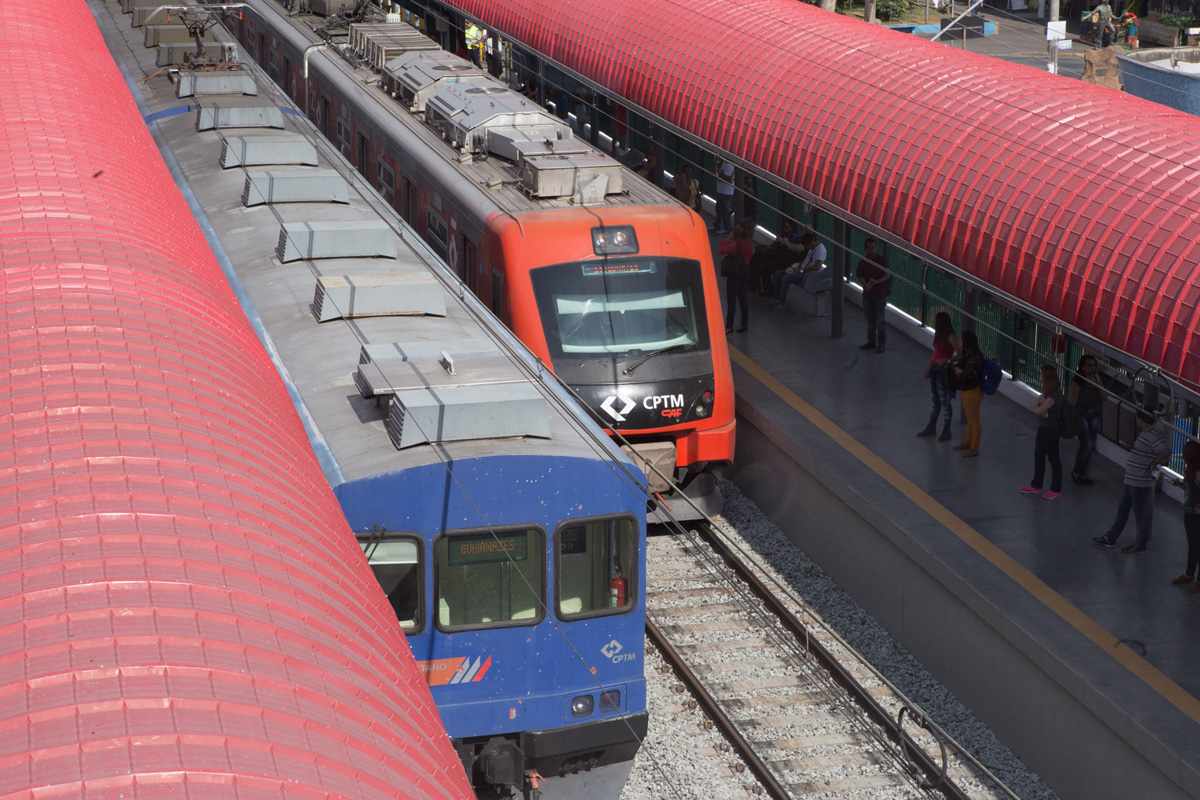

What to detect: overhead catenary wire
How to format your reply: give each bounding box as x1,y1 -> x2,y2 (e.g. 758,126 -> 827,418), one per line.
112,2 -> 685,793
218,4 -> 1161,796
229,8 -> 1000,796
208,22 -> 698,800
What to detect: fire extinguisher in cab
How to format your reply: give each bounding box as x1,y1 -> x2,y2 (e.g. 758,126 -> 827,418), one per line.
609,569 -> 627,608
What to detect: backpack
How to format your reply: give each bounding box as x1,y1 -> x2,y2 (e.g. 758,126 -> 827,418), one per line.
980,358 -> 1003,396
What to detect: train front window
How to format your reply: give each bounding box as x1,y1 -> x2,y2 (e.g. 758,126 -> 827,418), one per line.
532,258 -> 708,359
359,536 -> 421,633
557,517 -> 637,620
436,528 -> 545,631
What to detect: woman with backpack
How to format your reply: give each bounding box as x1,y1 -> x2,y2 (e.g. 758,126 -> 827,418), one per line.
950,331 -> 985,458
918,311 -> 959,441
719,223 -> 752,333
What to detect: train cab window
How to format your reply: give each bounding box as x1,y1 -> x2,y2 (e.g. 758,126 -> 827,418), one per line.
359,535 -> 422,633
531,258 -> 709,362
556,517 -> 636,619
436,528 -> 544,631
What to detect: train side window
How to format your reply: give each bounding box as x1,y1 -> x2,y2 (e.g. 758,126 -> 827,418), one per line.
378,160 -> 396,204
359,535 -> 423,634
556,517 -> 636,620
425,210 -> 449,256
435,527 -> 545,631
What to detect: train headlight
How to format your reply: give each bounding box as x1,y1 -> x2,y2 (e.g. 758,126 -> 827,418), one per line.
600,689 -> 621,711
591,226 -> 639,255
691,389 -> 714,419
571,694 -> 595,717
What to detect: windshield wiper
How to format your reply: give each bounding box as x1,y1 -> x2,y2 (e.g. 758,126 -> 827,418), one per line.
622,343 -> 689,376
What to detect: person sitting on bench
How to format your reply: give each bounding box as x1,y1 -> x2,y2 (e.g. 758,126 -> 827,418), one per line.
771,233 -> 827,307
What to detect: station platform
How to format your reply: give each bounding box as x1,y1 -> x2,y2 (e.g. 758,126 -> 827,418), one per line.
722,287 -> 1200,799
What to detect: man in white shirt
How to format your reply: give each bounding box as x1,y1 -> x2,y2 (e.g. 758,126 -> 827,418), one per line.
715,162 -> 735,235
772,234 -> 828,306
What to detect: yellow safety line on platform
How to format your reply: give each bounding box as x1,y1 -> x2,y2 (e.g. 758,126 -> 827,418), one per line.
731,346 -> 1200,722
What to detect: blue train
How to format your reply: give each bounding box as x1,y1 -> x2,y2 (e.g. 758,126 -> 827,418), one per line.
99,3 -> 649,797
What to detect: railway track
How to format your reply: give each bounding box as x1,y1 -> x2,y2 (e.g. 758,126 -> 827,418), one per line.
646,523 -> 1008,800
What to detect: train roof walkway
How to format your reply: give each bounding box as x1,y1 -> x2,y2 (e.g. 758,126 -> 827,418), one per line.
722,281 -> 1200,798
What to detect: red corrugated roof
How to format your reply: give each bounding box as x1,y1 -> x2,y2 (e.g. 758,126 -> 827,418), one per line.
447,0 -> 1200,386
0,2 -> 471,796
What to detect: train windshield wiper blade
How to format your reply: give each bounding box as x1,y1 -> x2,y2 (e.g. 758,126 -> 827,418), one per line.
622,344 -> 688,376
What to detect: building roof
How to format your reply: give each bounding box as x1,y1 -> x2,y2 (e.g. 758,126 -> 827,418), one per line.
0,1 -> 470,796
445,0 -> 1200,387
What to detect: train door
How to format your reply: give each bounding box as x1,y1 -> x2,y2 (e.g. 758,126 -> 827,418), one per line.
282,56 -> 293,97
321,97 -> 331,139
256,32 -> 265,62
402,177 -> 416,224
357,132 -> 370,176
491,267 -> 507,322
464,238 -> 479,294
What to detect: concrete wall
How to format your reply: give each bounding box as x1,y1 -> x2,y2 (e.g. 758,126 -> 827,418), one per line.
1118,48 -> 1200,115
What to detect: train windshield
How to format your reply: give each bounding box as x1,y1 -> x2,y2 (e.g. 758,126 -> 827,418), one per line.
531,258 -> 708,360
435,527 -> 545,631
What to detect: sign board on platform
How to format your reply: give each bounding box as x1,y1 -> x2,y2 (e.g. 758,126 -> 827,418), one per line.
1047,20 -> 1068,40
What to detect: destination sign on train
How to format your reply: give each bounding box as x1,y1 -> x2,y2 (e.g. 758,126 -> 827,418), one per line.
448,533 -> 529,565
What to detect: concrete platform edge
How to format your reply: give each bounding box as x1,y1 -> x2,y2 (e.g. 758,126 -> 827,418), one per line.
733,379 -> 1199,800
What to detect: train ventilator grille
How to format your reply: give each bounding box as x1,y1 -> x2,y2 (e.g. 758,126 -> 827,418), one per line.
311,273 -> 447,322
196,103 -> 284,131
220,135 -> 319,168
276,221 -> 398,262
386,383 -> 551,449
177,70 -> 258,98
242,170 -> 350,207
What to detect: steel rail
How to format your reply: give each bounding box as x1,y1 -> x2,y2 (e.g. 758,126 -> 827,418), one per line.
689,522 -> 972,800
644,618 -> 792,800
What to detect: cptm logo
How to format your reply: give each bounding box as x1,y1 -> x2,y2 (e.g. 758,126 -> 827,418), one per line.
601,639 -> 637,664
420,655 -> 493,687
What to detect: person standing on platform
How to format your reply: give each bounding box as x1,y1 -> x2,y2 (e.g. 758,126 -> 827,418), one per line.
917,311 -> 958,441
856,238 -> 890,354
673,164 -> 693,205
715,162 -> 736,235
1021,365 -> 1066,500
1070,355 -> 1103,485
719,224 -> 752,334
1169,441 -> 1200,591
950,331 -> 985,457
1093,411 -> 1171,553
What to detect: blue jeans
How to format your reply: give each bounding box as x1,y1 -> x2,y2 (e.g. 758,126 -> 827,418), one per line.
775,270 -> 807,304
1073,412 -> 1100,477
1104,484 -> 1154,549
927,366 -> 952,426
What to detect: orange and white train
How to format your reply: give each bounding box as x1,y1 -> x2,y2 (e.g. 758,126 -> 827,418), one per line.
238,0 -> 735,517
